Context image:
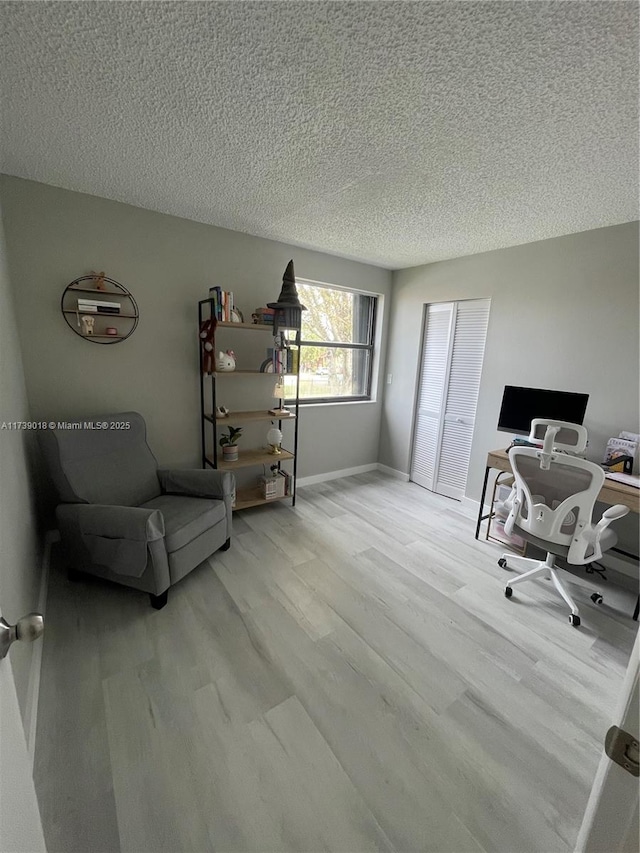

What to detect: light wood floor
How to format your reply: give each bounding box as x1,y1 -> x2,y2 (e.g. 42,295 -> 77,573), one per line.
35,473 -> 638,853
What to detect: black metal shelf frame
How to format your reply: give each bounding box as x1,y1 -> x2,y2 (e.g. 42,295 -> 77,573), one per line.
198,298 -> 301,508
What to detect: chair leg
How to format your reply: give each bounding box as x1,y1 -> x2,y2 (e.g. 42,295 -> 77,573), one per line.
499,554 -> 538,572
220,538 -> 231,552
149,590 -> 169,610
549,569 -> 580,617
506,563 -> 549,588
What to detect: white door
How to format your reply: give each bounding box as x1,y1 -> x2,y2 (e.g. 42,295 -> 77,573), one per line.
411,299 -> 490,500
0,611 -> 46,852
410,302 -> 454,493
576,630 -> 639,852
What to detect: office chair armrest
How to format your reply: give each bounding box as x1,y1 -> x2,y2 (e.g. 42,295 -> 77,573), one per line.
158,469 -> 235,500
601,504 -> 630,522
587,504 -> 631,554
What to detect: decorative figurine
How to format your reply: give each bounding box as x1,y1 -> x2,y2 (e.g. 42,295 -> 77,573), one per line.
81,315 -> 95,336
267,259 -> 307,331
216,350 -> 236,372
199,317 -> 217,374
91,270 -> 107,291
216,405 -> 230,418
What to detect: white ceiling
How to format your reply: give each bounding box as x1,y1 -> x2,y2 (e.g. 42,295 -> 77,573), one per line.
1,1 -> 637,269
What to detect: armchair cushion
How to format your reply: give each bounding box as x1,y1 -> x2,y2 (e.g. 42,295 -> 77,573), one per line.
140,495 -> 226,553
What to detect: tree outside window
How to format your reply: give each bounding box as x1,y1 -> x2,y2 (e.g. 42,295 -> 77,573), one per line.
284,282 -> 377,402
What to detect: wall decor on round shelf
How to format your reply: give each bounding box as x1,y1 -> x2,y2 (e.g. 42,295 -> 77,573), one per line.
61,274 -> 139,344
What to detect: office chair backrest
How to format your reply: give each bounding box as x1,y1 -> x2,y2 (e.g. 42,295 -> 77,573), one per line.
528,419 -> 588,454
504,445 -> 606,564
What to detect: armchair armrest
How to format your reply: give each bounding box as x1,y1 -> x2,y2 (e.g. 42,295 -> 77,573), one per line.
158,469 -> 235,500
57,503 -> 165,541
56,503 -> 166,578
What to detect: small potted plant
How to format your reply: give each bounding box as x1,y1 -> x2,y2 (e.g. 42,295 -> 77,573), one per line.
219,426 -> 243,462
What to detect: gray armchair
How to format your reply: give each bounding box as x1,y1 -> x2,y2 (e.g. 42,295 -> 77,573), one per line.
40,412 -> 234,609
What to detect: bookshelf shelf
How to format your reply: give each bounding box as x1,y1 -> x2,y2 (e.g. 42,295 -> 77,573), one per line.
63,309 -> 138,319
205,410 -> 296,425
205,448 -> 294,471
233,487 -> 291,511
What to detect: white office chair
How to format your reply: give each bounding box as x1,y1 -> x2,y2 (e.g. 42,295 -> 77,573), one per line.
498,426 -> 629,626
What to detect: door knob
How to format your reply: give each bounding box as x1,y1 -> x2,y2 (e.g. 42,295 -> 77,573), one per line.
0,613 -> 44,660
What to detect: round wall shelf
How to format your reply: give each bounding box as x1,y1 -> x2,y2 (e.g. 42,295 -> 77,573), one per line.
61,275 -> 139,344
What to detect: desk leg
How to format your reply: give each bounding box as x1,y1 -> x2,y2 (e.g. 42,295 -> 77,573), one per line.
610,547 -> 640,621
475,465 -> 491,540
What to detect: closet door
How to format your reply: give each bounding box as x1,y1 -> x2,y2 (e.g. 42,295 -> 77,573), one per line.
435,299 -> 490,499
410,299 -> 490,500
410,303 -> 454,490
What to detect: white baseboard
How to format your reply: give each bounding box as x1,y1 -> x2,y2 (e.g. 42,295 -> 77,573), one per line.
461,496 -> 480,513
376,464 -> 410,482
297,463 -> 378,487
25,529 -> 58,770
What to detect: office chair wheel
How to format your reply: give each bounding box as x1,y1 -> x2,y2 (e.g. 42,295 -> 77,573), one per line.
569,614 -> 581,627
498,558 -> 508,569
590,593 -> 604,605
504,586 -> 513,598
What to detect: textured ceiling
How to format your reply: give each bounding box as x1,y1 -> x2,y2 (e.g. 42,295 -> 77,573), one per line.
0,1 -> 637,269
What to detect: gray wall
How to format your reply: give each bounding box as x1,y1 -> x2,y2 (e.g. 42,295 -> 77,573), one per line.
0,176 -> 391,491
381,222 -> 640,504
0,199 -> 42,724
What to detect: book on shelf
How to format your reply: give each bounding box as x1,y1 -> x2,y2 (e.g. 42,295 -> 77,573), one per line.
78,299 -> 121,314
207,287 -> 238,322
253,307 -> 275,325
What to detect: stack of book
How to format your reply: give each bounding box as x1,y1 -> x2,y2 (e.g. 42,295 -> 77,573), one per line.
77,298 -> 121,314
253,307 -> 275,325
283,349 -> 298,373
208,287 -> 235,321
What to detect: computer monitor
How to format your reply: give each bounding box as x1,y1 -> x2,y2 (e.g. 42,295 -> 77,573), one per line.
497,385 -> 589,435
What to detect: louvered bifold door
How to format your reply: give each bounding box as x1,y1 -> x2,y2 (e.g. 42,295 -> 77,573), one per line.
410,303 -> 454,490
434,298 -> 491,500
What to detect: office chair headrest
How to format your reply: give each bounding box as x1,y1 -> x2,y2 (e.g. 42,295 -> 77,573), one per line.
529,419 -> 588,454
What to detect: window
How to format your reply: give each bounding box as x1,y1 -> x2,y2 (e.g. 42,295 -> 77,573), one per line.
284,281 -> 378,403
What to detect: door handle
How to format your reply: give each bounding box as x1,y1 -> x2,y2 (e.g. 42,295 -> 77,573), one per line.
0,613 -> 44,661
